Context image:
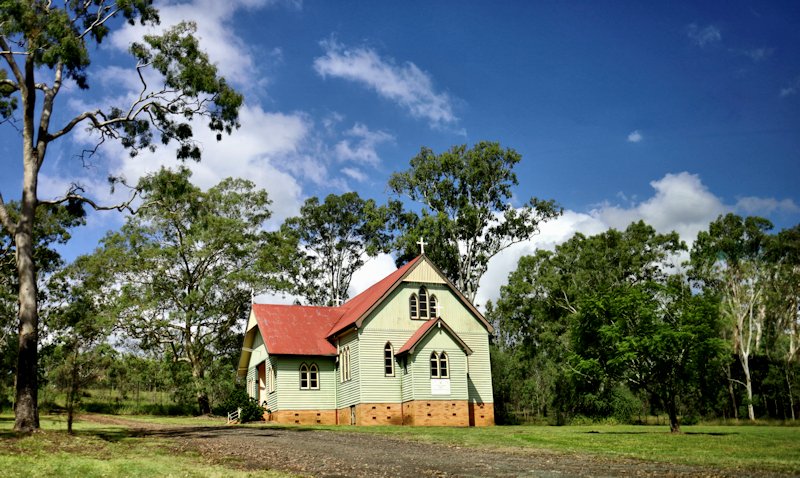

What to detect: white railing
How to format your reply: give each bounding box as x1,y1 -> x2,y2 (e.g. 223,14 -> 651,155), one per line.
227,407 -> 241,424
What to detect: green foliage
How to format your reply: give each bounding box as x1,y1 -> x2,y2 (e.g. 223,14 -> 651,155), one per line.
2,0 -> 242,432
491,221 -> 729,431
0,203 -> 85,410
279,192 -> 395,305
87,168 -> 274,414
389,141 -> 560,301
217,387 -> 264,423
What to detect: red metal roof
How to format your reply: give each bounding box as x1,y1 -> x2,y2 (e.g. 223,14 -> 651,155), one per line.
250,255 -> 491,357
397,317 -> 473,356
251,256 -> 423,356
397,318 -> 439,354
326,255 -> 423,337
252,304 -> 340,356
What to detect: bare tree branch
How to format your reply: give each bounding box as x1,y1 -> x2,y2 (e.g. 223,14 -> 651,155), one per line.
0,36 -> 26,87
78,3 -> 121,40
37,184 -> 139,214
0,78 -> 19,90
0,193 -> 17,235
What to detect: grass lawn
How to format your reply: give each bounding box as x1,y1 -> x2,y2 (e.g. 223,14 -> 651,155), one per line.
0,413 -> 292,478
303,422 -> 800,475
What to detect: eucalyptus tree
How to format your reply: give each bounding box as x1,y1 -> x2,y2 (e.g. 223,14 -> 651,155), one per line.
491,221 -> 722,431
46,255 -> 117,433
97,168 -> 272,414
280,192 -> 394,306
389,141 -> 560,302
0,1 -> 242,431
763,225 -> 800,419
690,213 -> 772,421
0,202 -> 84,409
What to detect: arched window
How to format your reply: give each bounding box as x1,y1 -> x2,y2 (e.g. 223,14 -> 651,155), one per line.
430,352 -> 439,378
439,352 -> 449,378
345,347 -> 351,381
309,363 -> 319,389
418,287 -> 429,318
340,346 -> 351,382
409,293 -> 418,319
429,295 -> 438,318
339,349 -> 344,382
300,363 -> 319,390
384,342 -> 394,376
300,363 -> 309,389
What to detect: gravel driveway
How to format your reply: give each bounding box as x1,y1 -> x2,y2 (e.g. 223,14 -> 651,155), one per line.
82,416 -> 785,478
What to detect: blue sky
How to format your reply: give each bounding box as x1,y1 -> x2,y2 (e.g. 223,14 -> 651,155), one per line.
2,0 -> 799,305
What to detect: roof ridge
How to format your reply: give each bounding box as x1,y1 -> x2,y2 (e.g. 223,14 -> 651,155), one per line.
326,255 -> 424,337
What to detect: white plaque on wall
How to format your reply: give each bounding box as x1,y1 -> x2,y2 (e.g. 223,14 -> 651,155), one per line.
431,378 -> 451,395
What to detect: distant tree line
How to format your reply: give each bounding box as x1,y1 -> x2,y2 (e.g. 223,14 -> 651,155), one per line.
1,141 -> 560,429
488,216 -> 800,432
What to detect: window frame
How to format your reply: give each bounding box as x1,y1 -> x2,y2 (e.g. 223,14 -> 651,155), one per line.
340,346 -> 351,383
430,351 -> 440,378
429,294 -> 438,318
418,286 -> 429,318
299,363 -> 309,389
309,363 -> 319,389
269,364 -> 276,393
384,342 -> 395,377
300,362 -> 320,390
439,351 -> 449,379
409,293 -> 418,319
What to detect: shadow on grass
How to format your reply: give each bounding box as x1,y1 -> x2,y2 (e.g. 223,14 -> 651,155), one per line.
684,432 -> 737,436
584,430 -> 737,436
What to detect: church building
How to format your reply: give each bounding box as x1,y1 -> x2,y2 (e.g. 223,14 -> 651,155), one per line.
237,254 -> 494,426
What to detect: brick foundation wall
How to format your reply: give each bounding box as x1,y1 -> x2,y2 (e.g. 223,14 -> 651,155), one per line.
356,403 -> 404,426
402,400 -> 470,426
468,402 -> 495,426
337,406 -> 352,425
269,409 -> 337,425
262,402 -> 493,427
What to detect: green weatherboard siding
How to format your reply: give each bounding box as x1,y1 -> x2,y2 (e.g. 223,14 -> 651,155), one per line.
243,259 -> 494,419
275,356 -> 336,410
337,330 -> 360,409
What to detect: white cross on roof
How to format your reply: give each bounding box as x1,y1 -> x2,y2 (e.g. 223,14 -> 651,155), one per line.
417,237 -> 428,255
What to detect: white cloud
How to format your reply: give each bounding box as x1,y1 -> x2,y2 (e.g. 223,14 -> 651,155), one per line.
334,123 -> 394,166
313,39 -> 457,127
349,253 -> 397,297
780,77 -> 800,97
594,172 -> 726,243
686,23 -> 722,47
341,167 -> 368,182
627,130 -> 643,143
739,47 -> 773,62
108,0 -> 284,93
43,104 -> 310,228
474,172 -> 797,309
735,196 -> 800,215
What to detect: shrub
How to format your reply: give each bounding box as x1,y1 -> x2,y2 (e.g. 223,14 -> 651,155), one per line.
216,387 -> 264,423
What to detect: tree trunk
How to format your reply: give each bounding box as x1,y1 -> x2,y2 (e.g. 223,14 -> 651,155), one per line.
13,156 -> 40,433
67,351 -> 79,434
726,363 -> 738,420
787,367 -> 796,421
741,353 -> 756,421
191,363 -> 210,415
667,398 -> 681,433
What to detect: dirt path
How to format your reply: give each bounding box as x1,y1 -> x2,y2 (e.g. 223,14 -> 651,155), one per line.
79,415 -> 782,478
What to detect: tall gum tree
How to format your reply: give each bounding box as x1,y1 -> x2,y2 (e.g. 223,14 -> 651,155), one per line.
389,141 -> 561,303
280,192 -> 394,305
96,168 -> 273,414
0,1 -> 242,432
690,213 -> 773,421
